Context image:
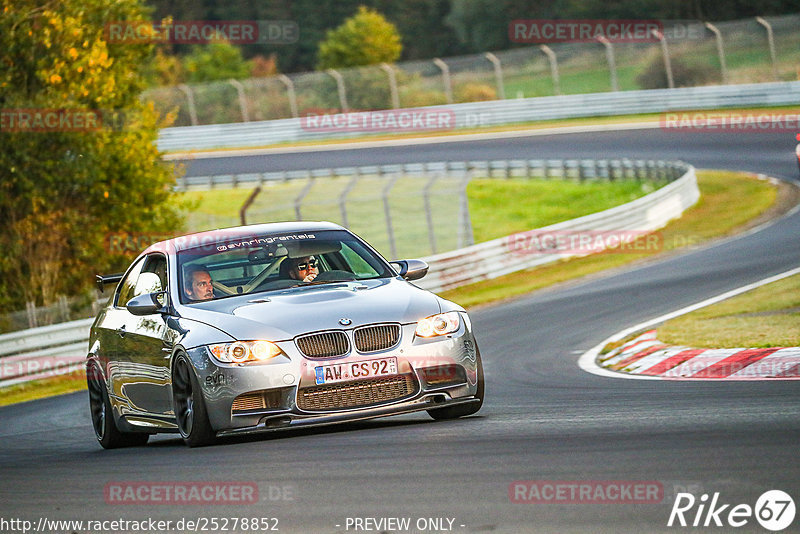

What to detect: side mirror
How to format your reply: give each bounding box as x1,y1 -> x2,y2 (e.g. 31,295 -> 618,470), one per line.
391,259 -> 429,281
126,292 -> 168,316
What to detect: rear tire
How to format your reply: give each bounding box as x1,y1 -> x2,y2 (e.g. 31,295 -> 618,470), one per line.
427,346 -> 484,420
86,361 -> 149,449
172,352 -> 216,447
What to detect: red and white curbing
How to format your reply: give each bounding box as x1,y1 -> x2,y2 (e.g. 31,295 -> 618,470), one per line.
600,330 -> 800,380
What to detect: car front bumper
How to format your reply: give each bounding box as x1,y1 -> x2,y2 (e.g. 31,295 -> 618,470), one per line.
186,318 -> 481,435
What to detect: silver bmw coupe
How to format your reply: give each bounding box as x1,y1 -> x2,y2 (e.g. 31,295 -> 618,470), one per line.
87,222 -> 484,447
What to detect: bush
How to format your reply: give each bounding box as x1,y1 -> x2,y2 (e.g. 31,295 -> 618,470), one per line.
455,82 -> 497,103
636,49 -> 714,89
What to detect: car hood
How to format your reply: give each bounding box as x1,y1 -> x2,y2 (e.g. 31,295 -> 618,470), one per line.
178,278 -> 442,341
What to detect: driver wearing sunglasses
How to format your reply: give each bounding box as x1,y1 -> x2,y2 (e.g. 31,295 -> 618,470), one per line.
288,256 -> 319,282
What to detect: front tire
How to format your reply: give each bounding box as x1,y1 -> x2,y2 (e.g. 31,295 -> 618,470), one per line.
172,352 -> 216,447
427,347 -> 485,420
86,361 -> 149,449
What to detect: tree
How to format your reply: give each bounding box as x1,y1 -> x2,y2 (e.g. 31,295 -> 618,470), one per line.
0,0 -> 184,308
183,41 -> 253,83
317,6 -> 402,69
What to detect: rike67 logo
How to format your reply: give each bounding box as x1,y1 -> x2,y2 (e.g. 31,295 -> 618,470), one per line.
668,490 -> 795,531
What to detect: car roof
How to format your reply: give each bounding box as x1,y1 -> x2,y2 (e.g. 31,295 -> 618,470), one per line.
141,221 -> 346,255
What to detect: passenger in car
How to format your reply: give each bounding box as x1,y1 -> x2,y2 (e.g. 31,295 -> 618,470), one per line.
284,256 -> 319,283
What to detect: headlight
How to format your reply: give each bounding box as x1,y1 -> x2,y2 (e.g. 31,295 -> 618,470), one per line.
208,341 -> 285,363
415,312 -> 461,338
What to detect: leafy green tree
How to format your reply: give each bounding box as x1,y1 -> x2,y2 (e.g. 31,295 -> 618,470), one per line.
183,41 -> 252,83
0,0 -> 183,308
317,6 -> 402,69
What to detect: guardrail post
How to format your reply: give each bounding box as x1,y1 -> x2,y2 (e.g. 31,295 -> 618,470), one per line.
228,79 -> 250,122
294,176 -> 315,220
423,173 -> 440,254
277,74 -> 299,118
755,17 -> 780,81
433,58 -> 453,104
325,69 -> 349,112
383,174 -> 401,259
704,22 -> 729,84
339,171 -> 360,228
380,63 -> 401,109
538,45 -> 561,95
484,52 -> 506,100
650,29 -> 674,89
177,84 -> 199,126
596,36 -> 619,92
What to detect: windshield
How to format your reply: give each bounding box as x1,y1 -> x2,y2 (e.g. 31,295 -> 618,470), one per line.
177,229 -> 394,303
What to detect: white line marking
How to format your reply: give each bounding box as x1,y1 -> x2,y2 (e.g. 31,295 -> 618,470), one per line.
578,266 -> 800,380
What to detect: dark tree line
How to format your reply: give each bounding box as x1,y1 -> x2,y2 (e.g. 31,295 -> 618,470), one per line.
146,0 -> 800,73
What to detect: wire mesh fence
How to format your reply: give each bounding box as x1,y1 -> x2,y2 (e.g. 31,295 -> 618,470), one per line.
142,14 -> 800,127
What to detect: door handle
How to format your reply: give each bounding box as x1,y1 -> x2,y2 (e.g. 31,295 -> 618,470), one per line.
116,325 -> 126,338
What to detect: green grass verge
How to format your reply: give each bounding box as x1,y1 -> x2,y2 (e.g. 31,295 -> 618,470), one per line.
468,178 -> 652,242
0,372 -> 87,408
657,274 -> 800,348
440,170 -> 777,308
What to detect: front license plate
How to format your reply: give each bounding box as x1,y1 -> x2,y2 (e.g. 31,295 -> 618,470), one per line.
314,357 -> 398,385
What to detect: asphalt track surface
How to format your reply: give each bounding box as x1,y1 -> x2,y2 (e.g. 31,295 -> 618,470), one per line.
1,128 -> 799,533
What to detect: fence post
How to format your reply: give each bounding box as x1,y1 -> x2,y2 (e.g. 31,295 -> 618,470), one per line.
433,58 -> 453,104
457,170 -> 474,248
538,45 -> 561,95
339,171 -> 360,228
26,301 -> 37,329
755,17 -> 780,81
423,173 -> 440,254
239,186 -> 262,226
382,174 -> 401,259
58,295 -> 69,322
704,23 -> 729,84
326,69 -> 349,112
177,84 -> 199,126
650,29 -> 674,89
484,52 -> 506,100
380,63 -> 400,109
277,74 -> 299,118
596,36 -> 619,92
228,79 -> 250,122
294,176 -> 315,220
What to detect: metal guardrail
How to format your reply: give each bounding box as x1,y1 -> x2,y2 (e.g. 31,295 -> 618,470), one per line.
178,158 -> 686,190
157,81 -> 800,152
416,163 -> 698,293
0,160 -> 696,387
0,318 -> 93,387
